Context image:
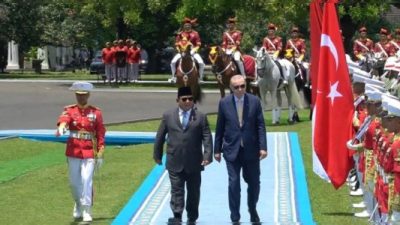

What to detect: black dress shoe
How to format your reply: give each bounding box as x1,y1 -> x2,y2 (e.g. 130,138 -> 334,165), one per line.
249,209 -> 260,222
187,218 -> 197,224
168,217 -> 182,224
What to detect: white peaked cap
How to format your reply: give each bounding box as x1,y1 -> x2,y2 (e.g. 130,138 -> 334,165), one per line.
365,90 -> 382,101
69,81 -> 93,94
352,67 -> 370,78
387,99 -> 400,117
382,94 -> 399,111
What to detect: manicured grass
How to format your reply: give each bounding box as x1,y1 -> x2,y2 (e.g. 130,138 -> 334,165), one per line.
0,71 -> 221,90
0,109 -> 368,225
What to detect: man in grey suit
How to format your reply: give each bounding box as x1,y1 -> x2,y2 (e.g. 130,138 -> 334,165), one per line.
154,86 -> 213,225
214,75 -> 268,224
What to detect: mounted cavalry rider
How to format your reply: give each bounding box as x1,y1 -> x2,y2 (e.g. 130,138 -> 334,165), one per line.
352,26 -> 374,62
391,28 -> 400,53
285,26 -> 306,63
285,26 -> 307,84
374,28 -> 396,60
262,23 -> 288,84
222,17 -> 246,77
169,17 -> 205,83
262,23 -> 283,60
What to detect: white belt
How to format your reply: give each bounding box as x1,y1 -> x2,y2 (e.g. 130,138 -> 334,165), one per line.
69,131 -> 93,140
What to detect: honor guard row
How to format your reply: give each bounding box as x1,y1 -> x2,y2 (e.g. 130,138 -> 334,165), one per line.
346,63 -> 400,223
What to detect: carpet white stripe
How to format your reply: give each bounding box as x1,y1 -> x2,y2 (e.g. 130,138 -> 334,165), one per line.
129,171 -> 170,225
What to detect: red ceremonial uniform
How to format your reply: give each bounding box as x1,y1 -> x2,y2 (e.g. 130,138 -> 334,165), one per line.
175,30 -> 201,48
363,118 -> 381,183
391,40 -> 400,52
222,30 -> 242,50
377,131 -> 395,213
262,36 -> 283,54
391,135 -> 400,211
128,47 -> 141,64
353,38 -> 374,57
285,38 -> 306,58
374,41 -> 396,57
57,104 -> 106,159
102,47 -> 114,65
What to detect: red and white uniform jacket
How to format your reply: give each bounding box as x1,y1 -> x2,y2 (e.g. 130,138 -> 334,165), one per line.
391,39 -> 400,52
128,47 -> 141,64
262,36 -> 283,54
57,104 -> 106,159
285,38 -> 306,58
175,30 -> 201,48
102,47 -> 115,65
222,30 -> 242,50
374,41 -> 396,57
353,38 -> 374,57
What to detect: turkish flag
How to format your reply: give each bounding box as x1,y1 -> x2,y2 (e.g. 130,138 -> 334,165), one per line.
312,0 -> 354,189
310,0 -> 324,106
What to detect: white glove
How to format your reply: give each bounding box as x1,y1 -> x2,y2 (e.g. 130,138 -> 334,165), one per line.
56,124 -> 66,136
95,158 -> 104,170
346,140 -> 362,151
190,49 -> 196,55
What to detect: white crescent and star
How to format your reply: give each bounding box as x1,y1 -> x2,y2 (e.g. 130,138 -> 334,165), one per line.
318,34 -> 343,104
320,34 -> 338,71
327,81 -> 342,105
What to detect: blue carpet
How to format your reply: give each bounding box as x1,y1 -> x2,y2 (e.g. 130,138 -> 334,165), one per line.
112,132 -> 315,225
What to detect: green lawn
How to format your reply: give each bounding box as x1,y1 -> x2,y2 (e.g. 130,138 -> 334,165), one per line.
0,109 -> 368,225
0,71 -> 221,90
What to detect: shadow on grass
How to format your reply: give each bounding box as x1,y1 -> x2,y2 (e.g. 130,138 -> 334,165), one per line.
322,212 -> 354,217
70,216 -> 115,225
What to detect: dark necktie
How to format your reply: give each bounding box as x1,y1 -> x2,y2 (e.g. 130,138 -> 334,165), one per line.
182,111 -> 189,129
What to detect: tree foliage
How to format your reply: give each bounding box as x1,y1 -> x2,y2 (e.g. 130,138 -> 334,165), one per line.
0,0 -> 398,70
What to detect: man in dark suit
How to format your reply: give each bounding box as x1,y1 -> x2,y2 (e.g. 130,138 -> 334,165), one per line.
154,86 -> 213,224
214,75 -> 268,224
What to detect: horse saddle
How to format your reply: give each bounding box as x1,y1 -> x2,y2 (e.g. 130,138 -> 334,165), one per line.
274,60 -> 285,87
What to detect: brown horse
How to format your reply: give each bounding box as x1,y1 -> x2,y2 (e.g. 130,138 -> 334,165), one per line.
208,46 -> 258,98
175,43 -> 203,103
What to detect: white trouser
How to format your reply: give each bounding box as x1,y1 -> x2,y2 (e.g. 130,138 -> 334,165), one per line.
67,157 -> 95,207
170,53 -> 181,77
193,53 -> 205,79
392,211 -> 400,222
116,66 -> 127,80
129,63 -> 139,80
105,64 -> 113,80
111,64 -> 116,80
227,50 -> 245,76
170,53 -> 205,79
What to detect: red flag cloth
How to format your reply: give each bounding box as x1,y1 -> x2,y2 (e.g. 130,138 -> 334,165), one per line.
310,0 -> 324,106
313,0 -> 354,189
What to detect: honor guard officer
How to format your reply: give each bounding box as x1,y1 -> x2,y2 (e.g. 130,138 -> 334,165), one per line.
169,17 -> 205,83
56,81 -> 106,222
353,26 -> 374,62
374,28 -> 396,60
262,23 -> 283,60
222,17 -> 246,77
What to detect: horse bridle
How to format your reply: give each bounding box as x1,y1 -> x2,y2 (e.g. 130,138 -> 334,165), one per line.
256,51 -> 267,76
209,53 -> 235,79
178,59 -> 196,76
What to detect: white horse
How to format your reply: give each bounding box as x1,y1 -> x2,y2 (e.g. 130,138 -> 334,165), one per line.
254,47 -> 303,124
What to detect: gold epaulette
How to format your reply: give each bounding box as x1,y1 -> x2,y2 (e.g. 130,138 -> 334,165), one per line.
88,105 -> 100,110
64,104 -> 77,109
394,134 -> 400,141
